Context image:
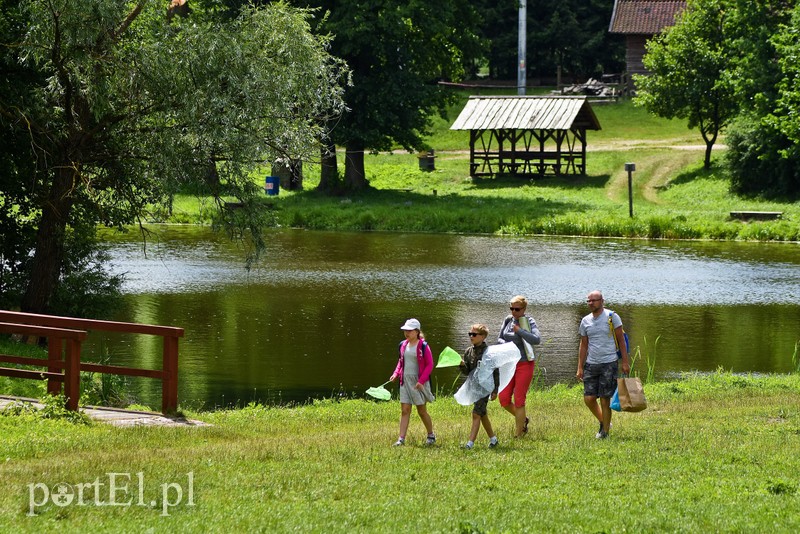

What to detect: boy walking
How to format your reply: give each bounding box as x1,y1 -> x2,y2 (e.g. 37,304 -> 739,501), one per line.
460,324 -> 499,449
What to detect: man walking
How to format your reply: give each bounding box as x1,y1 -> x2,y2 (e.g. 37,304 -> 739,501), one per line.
577,290 -> 630,439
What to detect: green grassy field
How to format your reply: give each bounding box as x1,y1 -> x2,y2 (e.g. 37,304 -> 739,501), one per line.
2,372 -> 799,532
3,92 -> 800,531
165,97 -> 799,242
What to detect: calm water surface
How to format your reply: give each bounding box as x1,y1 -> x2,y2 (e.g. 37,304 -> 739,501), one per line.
93,226 -> 800,409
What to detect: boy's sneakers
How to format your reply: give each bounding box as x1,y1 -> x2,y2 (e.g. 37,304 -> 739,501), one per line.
425,434 -> 436,446
489,436 -> 499,448
392,438 -> 405,447
463,441 -> 474,450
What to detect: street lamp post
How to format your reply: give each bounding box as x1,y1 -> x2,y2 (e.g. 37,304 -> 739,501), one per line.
518,0 -> 526,95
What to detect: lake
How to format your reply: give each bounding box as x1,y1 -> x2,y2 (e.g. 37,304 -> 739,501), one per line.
92,226 -> 800,409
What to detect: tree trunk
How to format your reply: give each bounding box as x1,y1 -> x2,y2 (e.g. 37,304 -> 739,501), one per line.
317,141 -> 339,192
704,142 -> 713,169
344,144 -> 369,190
21,166 -> 74,314
701,125 -> 718,170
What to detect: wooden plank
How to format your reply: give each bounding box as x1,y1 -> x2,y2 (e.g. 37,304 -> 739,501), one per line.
0,322 -> 87,340
79,362 -> 164,379
449,97 -> 477,129
730,211 -> 783,220
0,311 -> 184,338
504,98 -> 527,130
0,354 -> 65,369
0,367 -> 63,381
499,150 -> 581,160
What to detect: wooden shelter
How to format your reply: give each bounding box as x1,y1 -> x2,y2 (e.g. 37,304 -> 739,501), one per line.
609,0 -> 687,89
449,96 -> 601,178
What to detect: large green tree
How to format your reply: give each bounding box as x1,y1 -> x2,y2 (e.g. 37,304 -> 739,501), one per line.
764,2 -> 800,194
724,0 -> 798,198
634,0 -> 739,169
298,0 -> 482,190
0,0 -> 347,314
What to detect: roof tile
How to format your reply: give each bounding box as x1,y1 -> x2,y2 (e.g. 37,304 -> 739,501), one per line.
609,0 -> 687,34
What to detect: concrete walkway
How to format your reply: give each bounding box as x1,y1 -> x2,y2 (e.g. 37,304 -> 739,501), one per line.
0,395 -> 209,427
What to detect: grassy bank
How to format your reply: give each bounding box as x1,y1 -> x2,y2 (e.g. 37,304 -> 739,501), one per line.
2,372 -> 799,532
166,98 -> 799,242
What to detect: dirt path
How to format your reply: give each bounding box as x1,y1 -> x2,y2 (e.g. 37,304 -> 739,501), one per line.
0,395 -> 208,427
607,150 -> 704,204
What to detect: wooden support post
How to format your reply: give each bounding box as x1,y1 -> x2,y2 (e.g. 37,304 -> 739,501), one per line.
64,338 -> 81,411
625,162 -> 636,218
47,337 -> 62,396
162,335 -> 179,414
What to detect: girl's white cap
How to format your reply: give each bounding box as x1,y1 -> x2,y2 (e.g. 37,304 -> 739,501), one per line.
400,318 -> 421,330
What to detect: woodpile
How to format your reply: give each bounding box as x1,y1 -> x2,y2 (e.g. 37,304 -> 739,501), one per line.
557,78 -> 620,98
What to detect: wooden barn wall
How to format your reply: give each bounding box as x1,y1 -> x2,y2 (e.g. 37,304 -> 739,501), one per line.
625,35 -> 650,77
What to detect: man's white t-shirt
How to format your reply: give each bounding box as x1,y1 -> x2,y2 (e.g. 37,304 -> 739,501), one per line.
579,310 -> 622,365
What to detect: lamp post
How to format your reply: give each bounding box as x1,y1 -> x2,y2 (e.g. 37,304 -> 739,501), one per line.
518,0 -> 526,95
625,162 -> 635,218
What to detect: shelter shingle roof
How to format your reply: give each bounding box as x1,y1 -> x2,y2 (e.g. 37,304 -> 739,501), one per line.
609,0 -> 686,34
449,96 -> 601,132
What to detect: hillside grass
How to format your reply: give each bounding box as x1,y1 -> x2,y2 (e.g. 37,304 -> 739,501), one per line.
2,372 -> 799,532
165,97 -> 799,241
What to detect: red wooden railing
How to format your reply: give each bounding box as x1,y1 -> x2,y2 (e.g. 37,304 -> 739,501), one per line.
0,310 -> 184,414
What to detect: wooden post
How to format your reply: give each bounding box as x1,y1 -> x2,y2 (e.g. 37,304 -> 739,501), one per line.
625,162 -> 636,218
64,339 -> 81,411
162,335 -> 179,414
47,337 -> 62,396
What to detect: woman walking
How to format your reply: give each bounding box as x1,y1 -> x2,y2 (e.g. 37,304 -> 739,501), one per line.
497,295 -> 541,437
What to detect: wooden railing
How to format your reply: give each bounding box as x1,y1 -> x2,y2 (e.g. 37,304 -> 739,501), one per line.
0,310 -> 184,414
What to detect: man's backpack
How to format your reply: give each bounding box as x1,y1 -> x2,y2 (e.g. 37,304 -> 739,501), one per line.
607,311 -> 629,359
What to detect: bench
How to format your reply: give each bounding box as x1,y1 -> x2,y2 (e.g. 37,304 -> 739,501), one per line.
729,211 -> 783,221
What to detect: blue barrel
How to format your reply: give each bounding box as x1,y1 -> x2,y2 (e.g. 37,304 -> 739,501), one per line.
264,176 -> 280,196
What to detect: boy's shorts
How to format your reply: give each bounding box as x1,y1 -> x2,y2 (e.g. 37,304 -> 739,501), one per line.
472,395 -> 490,416
583,361 -> 618,398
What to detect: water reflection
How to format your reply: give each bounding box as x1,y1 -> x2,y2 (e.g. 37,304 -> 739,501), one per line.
92,226 -> 800,408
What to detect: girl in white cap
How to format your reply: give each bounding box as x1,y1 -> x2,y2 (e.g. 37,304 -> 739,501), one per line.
388,318 -> 436,446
